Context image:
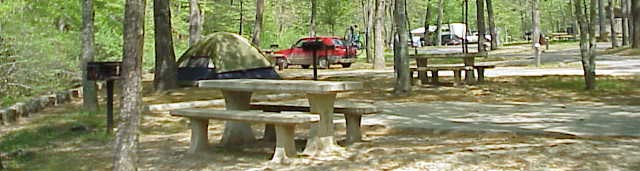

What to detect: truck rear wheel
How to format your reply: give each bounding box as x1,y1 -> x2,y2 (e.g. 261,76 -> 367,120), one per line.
341,63 -> 352,68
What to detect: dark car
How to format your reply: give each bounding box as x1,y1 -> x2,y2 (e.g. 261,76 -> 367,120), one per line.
441,34 -> 463,45
274,36 -> 357,69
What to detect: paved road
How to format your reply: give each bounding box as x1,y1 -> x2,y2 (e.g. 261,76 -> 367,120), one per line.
361,101 -> 640,137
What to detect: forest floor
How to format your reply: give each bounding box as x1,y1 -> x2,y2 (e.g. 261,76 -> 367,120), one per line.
1,42 -> 639,171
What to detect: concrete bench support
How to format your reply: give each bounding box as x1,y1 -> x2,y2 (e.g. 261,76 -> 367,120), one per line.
250,101 -> 380,144
170,109 -> 319,163
272,124 -> 296,163
189,118 -> 209,153
410,66 -> 472,86
473,65 -> 496,82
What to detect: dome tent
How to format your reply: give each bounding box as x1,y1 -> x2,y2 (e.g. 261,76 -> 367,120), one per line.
176,32 -> 278,81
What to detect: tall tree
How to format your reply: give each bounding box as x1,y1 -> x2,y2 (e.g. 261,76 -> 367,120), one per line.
252,0 -> 264,46
153,0 -> 177,92
310,0 -> 317,37
189,0 -> 202,46
476,0 -> 486,53
633,0 -> 640,48
575,0 -> 598,90
81,0 -> 98,113
532,0 -> 541,66
435,0 -> 443,46
609,0 -> 618,47
373,0 -> 386,70
622,0 -> 629,46
423,0 -> 432,46
629,0 -> 635,47
113,0 -> 145,170
393,0 -> 411,96
598,0 -> 609,42
364,0 -> 375,63
486,0 -> 498,50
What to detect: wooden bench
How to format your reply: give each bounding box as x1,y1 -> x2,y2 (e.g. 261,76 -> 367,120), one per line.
410,65 -> 473,86
249,101 -> 381,144
473,65 -> 495,82
170,108 -> 319,163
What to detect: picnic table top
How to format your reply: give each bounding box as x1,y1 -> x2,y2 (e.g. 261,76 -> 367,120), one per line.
409,52 -> 488,59
197,79 -> 363,93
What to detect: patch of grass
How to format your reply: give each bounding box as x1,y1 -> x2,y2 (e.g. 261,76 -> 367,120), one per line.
516,76 -> 637,94
0,110 -> 112,170
483,76 -> 640,105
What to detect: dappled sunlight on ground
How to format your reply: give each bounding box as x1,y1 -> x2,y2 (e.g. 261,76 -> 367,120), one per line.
2,52 -> 640,170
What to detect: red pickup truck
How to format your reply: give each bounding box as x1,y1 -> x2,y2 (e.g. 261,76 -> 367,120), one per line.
274,36 -> 357,69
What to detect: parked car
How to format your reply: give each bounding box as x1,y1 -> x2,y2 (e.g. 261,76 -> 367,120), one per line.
441,34 -> 463,45
465,32 -> 491,43
274,36 -> 357,69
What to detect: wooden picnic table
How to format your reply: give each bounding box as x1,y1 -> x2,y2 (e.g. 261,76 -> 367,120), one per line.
409,52 -> 488,84
197,79 -> 363,156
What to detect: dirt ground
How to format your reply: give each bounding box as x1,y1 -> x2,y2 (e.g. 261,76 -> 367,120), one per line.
2,43 -> 640,170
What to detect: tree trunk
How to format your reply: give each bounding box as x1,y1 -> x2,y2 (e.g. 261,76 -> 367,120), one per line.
81,0 -> 98,113
385,0 -> 395,49
423,0 -> 431,46
113,0 -> 145,170
622,0 -> 629,46
310,0 -> 317,37
598,0 -> 610,42
520,0 -> 528,39
252,0 -> 264,46
576,0 -> 598,90
374,0 -> 386,70
189,0 -> 202,46
393,0 -> 411,96
276,0 -> 283,38
609,0 -> 618,47
633,0 -> 640,48
239,0 -> 244,35
586,0 -> 598,89
435,0 -> 443,46
532,0 -> 541,67
629,0 -> 635,47
476,0 -> 486,53
486,0 -> 498,50
365,0 -> 375,63
153,0 -> 177,92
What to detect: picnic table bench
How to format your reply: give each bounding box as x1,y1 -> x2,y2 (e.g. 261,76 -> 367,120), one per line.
181,79 -> 363,161
410,65 -> 473,86
170,109 -> 319,162
410,52 -> 494,85
250,101 -> 381,143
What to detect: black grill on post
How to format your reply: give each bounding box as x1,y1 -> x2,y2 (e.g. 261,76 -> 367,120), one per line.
301,39 -> 326,80
87,62 -> 122,134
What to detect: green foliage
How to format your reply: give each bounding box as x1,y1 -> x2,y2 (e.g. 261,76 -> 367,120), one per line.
0,110 -> 111,170
0,0 -> 80,107
0,0 -> 582,107
516,76 -> 639,94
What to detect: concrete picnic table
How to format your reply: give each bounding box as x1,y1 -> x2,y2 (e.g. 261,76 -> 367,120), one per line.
410,52 -> 488,84
197,79 -> 363,156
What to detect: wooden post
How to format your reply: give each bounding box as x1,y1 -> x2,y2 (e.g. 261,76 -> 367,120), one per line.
453,70 -> 462,86
431,70 -> 439,84
106,79 -> 114,134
